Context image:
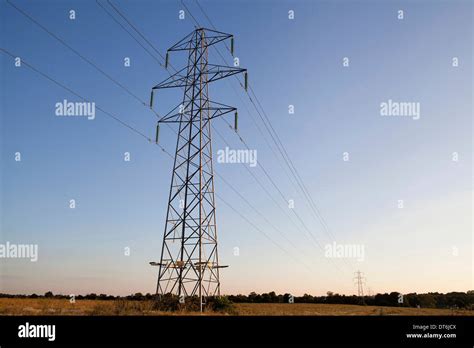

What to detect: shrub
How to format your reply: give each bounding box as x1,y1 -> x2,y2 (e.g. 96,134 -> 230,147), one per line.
44,291 -> 54,298
152,294 -> 235,314
208,296 -> 236,314
152,294 -> 181,312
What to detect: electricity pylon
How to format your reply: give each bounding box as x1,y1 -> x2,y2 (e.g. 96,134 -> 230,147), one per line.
149,28 -> 247,311
354,270 -> 366,303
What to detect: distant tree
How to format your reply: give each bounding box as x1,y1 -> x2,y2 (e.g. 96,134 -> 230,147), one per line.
85,293 -> 98,300
283,293 -> 292,303
44,291 -> 54,298
231,294 -> 248,303
407,293 -> 422,307
374,293 -> 391,306
389,292 -> 401,306
445,292 -> 469,308
248,292 -> 258,303
132,293 -> 144,301
268,291 -> 278,303
261,293 -> 271,303
302,293 -> 314,303
418,293 -> 436,308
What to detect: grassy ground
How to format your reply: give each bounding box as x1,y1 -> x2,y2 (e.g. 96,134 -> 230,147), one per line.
0,298 -> 471,316
234,303 -> 472,316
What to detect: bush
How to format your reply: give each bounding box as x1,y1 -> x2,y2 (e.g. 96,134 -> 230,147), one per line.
44,291 -> 54,298
152,294 -> 235,314
208,296 -> 235,313
152,293 -> 187,311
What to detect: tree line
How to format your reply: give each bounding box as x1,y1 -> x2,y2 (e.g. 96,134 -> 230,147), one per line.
227,291 -> 474,309
1,290 -> 473,309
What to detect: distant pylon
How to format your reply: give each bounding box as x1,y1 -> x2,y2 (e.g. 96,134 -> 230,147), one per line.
354,270 -> 366,302
149,28 -> 247,312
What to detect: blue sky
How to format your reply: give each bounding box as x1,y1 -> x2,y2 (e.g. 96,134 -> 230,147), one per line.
0,0 -> 472,296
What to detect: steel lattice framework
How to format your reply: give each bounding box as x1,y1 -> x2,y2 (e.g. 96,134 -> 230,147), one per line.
150,28 -> 246,308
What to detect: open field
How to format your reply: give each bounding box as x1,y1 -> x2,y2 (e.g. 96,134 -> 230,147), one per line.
0,298 -> 472,316
234,303 -> 473,316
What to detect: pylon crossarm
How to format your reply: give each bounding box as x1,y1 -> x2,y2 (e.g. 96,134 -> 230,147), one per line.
158,101 -> 236,123
194,261 -> 229,270
167,31 -> 194,52
153,65 -> 244,90
168,28 -> 232,52
153,261 -> 190,269
152,66 -> 188,89
206,105 -> 236,120
205,64 -> 246,83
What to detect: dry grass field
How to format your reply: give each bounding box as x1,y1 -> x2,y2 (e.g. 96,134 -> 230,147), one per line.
0,298 -> 472,316
234,303 -> 473,316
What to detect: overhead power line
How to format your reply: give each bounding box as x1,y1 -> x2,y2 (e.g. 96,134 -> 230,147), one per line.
99,0 -> 352,275
0,47 -> 317,278
0,48 -> 152,141
184,0 -> 354,271
95,0 -> 166,69
96,0 -> 340,264
5,0 -> 353,279
0,5 -> 322,273
5,0 -> 153,112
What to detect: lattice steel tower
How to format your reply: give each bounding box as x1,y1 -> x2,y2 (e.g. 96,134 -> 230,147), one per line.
354,270 -> 366,303
149,28 -> 247,308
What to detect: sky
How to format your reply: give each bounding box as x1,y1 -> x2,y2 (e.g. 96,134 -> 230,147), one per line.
0,0 -> 472,297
